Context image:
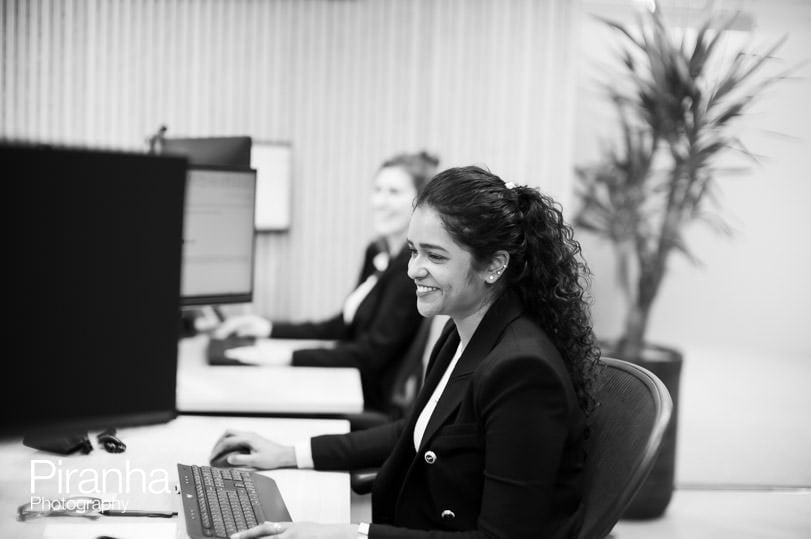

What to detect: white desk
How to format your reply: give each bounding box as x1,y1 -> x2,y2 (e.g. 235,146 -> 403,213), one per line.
0,416 -> 350,539
176,336 -> 364,415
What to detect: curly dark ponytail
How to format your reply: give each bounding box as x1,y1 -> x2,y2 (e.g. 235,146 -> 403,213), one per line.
416,166 -> 602,415
512,185 -> 601,414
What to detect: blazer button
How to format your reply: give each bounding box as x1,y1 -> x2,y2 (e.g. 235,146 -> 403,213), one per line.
441,509 -> 455,521
424,450 -> 437,464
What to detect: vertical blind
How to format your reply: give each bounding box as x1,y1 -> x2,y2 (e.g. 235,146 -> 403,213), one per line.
1,0 -> 578,319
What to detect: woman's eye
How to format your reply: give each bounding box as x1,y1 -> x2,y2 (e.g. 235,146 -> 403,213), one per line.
428,253 -> 445,262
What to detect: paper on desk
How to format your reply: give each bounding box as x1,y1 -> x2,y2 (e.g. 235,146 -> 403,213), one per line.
43,521 -> 176,539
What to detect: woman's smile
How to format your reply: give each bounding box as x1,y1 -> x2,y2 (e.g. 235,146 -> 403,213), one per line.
415,284 -> 440,296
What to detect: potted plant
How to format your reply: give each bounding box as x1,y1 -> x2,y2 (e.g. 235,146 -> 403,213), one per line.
574,4 -> 790,518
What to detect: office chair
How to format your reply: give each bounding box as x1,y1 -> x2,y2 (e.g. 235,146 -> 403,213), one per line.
577,357 -> 673,539
350,356 -> 673,538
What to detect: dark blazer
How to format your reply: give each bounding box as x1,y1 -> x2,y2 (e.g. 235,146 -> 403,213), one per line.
271,241 -> 422,411
311,291 -> 587,538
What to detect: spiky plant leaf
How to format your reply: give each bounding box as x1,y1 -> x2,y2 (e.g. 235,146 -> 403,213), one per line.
573,3 -> 789,352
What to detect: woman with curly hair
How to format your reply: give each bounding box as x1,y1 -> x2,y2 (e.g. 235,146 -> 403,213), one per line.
211,165 -> 602,538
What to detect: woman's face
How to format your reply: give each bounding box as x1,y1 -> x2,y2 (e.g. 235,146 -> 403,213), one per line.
407,205 -> 491,321
371,166 -> 418,239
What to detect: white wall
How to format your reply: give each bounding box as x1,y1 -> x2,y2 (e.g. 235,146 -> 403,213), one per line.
1,0 -> 579,322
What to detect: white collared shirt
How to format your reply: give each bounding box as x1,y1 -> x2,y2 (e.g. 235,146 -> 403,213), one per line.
413,343 -> 463,451
341,251 -> 389,324
341,274 -> 379,324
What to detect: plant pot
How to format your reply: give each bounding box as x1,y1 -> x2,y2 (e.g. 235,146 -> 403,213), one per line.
604,342 -> 683,519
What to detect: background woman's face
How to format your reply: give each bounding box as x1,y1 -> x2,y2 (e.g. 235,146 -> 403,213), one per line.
371,166 -> 417,239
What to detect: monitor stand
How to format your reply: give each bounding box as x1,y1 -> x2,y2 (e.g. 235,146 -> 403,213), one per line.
23,431 -> 93,455
211,306 -> 227,322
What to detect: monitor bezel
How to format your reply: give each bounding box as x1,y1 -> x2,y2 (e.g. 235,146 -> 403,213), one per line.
162,135 -> 252,168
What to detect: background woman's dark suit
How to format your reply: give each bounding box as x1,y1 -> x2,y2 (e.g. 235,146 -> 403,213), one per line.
309,292 -> 587,538
271,241 -> 422,411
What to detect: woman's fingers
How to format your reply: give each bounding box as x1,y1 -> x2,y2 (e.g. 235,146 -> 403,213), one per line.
213,315 -> 270,339
226,451 -> 256,467
230,520 -> 290,538
209,431 -> 253,461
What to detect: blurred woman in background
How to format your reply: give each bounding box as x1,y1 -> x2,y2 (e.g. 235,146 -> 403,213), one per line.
215,151 -> 439,413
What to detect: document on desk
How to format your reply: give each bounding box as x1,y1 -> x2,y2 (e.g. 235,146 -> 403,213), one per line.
224,338 -> 336,366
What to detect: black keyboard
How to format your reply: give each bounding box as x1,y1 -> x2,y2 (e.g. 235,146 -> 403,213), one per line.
178,463 -> 291,539
206,336 -> 257,365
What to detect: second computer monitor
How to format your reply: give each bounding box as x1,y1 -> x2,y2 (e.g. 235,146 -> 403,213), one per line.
180,166 -> 257,306
162,136 -> 252,168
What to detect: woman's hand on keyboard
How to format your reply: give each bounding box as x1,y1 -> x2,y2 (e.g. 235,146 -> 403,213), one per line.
224,341 -> 292,366
214,315 -> 272,339
209,429 -> 297,470
231,521 -> 357,538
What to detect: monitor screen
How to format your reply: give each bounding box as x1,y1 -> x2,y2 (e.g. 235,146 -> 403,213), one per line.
180,166 -> 257,306
3,143 -> 186,437
162,136 -> 252,168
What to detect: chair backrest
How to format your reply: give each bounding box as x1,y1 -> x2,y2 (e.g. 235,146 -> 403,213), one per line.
578,357 -> 673,539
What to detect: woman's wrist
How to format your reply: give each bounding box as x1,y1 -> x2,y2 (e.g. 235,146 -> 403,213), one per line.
280,444 -> 297,468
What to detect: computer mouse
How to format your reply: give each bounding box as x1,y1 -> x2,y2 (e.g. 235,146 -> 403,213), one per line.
210,447 -> 251,468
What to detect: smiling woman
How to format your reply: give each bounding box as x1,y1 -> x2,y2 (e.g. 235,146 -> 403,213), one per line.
372,166 -> 421,252
210,165 -> 603,538
407,205 -> 498,328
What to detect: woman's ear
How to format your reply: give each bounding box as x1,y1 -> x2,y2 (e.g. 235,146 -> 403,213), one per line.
484,250 -> 510,284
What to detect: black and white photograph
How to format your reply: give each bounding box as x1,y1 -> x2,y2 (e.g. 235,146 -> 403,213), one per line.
1,0 -> 809,537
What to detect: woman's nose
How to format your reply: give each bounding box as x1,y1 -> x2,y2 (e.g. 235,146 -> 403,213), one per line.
408,257 -> 427,280
372,190 -> 390,207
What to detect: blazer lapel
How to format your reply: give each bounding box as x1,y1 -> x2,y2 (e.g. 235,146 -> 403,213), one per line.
417,291 -> 524,450
410,324 -> 459,417
382,244 -> 408,277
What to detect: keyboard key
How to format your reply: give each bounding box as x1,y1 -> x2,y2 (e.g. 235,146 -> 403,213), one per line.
237,488 -> 258,528
227,490 -> 248,530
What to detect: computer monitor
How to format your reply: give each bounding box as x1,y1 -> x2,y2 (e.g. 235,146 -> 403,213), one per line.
180,166 -> 257,306
161,136 -> 252,168
2,143 -> 186,437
